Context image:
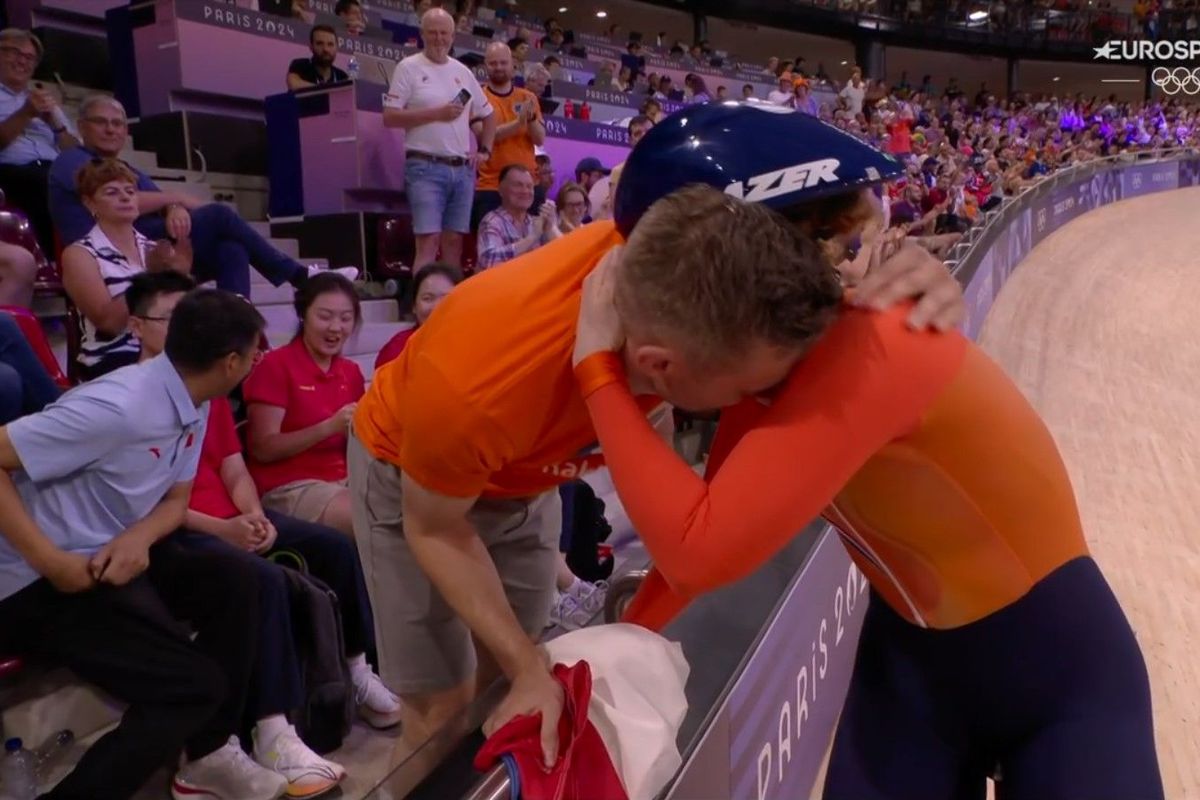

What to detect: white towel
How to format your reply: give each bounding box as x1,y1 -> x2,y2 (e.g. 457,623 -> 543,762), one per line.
545,623 -> 690,800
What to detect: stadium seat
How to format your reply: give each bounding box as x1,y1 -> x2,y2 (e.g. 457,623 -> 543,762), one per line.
0,205 -> 59,295
0,656 -> 23,681
376,216 -> 416,281
0,305 -> 71,389
0,654 -> 24,740
64,302 -> 83,385
461,231 -> 478,276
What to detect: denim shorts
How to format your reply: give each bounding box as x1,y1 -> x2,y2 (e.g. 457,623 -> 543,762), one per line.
404,156 -> 475,235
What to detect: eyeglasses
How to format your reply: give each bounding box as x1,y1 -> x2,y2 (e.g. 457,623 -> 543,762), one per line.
81,116 -> 127,129
0,47 -> 38,64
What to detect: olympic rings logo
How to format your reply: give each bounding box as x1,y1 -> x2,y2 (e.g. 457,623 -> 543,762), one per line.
1151,66 -> 1200,96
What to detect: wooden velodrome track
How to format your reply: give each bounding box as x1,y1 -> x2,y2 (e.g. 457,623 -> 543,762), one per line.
977,186 -> 1200,798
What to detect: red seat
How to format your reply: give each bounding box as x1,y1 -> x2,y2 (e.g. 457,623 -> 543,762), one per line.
0,655 -> 23,681
376,216 -> 415,282
0,305 -> 70,389
0,207 -> 59,295
460,231 -> 477,276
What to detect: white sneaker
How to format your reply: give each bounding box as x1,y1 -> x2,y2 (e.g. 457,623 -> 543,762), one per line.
550,580 -> 609,631
306,264 -> 360,282
253,724 -> 346,799
172,736 -> 287,800
354,669 -> 403,730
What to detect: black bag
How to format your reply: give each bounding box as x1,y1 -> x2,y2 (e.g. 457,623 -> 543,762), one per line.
269,550 -> 356,755
562,481 -> 615,583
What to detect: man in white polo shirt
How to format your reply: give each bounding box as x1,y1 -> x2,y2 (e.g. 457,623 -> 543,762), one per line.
0,289 -> 283,800
385,7 -> 497,269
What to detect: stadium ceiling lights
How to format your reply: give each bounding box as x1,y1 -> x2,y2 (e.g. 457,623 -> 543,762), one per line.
559,6 -> 568,11
968,10 -> 988,20
596,10 -> 608,17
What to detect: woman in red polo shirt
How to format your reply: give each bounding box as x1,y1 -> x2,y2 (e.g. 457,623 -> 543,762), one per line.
374,262 -> 463,370
244,273 -> 364,536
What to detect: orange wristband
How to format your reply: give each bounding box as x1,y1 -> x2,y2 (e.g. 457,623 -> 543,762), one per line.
574,352 -> 625,399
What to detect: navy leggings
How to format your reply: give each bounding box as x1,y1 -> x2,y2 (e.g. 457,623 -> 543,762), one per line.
139,203 -> 305,297
824,556 -> 1163,800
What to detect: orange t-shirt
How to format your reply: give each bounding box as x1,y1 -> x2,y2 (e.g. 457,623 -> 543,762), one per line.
354,221 -> 661,499
476,84 -> 543,192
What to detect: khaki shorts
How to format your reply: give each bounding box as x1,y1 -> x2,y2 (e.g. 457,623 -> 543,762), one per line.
261,478 -> 348,524
347,434 -> 561,694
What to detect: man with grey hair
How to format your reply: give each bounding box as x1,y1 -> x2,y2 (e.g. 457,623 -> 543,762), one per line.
0,28 -> 79,255
384,7 -> 496,268
523,62 -> 552,103
48,95 -> 356,296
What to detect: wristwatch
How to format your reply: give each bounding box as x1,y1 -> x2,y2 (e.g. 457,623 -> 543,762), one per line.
477,146 -> 491,157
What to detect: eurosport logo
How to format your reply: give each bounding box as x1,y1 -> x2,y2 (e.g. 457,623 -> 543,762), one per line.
1093,40 -> 1200,60
1150,67 -> 1200,96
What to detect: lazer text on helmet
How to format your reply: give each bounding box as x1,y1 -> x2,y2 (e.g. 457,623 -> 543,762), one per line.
724,159 -> 841,203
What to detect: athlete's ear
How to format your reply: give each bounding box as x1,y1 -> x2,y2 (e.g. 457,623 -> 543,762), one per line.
629,342 -> 675,382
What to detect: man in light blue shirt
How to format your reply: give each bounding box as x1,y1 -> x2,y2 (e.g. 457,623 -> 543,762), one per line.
0,289 -> 286,800
0,28 -> 78,255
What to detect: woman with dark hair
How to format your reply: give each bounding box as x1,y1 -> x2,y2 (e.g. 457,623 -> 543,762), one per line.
684,73 -> 711,104
243,272 -> 364,536
374,262 -> 464,369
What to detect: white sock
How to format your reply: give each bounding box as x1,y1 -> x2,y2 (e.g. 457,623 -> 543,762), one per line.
347,653 -> 372,683
255,714 -> 291,748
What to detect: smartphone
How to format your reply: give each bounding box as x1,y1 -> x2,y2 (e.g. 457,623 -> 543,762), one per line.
453,87 -> 472,105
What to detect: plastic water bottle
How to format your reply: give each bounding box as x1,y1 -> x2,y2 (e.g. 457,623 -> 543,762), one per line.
33,730 -> 74,781
347,55 -> 360,81
0,738 -> 36,800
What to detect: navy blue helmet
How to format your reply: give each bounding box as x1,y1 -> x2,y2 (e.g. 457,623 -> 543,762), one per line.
614,102 -> 903,237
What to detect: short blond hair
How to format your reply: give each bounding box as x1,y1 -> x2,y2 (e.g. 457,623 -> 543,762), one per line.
616,184 -> 843,365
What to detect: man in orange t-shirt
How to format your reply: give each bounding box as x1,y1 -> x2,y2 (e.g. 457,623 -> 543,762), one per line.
350,103 -> 967,770
349,221 -> 965,768
470,42 -> 545,231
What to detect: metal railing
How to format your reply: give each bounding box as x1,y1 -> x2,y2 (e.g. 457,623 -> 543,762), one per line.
944,146 -> 1197,280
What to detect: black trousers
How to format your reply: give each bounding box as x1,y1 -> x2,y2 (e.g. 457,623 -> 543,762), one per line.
156,511 -> 373,721
0,577 -> 225,800
0,161 -> 55,257
147,532 -> 265,741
